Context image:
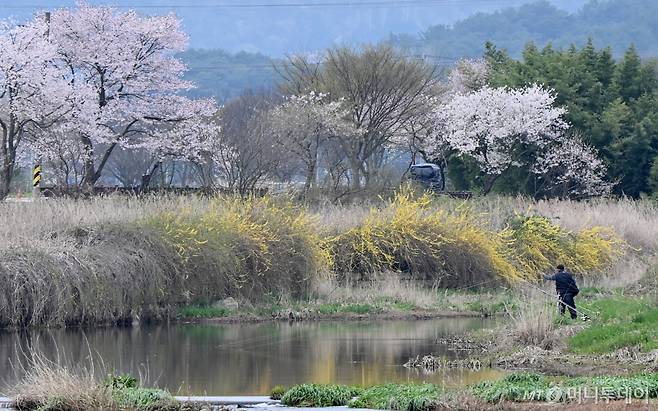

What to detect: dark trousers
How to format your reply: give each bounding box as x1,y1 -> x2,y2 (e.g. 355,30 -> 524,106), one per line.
559,292 -> 577,319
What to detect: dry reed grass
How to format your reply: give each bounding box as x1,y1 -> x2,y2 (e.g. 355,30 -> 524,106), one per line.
0,193 -> 651,328
0,195 -> 214,250
6,348 -> 114,410
534,199 -> 658,252
312,273 -> 440,308
0,195 -> 325,327
4,346 -> 189,411
0,225 -> 184,327
506,289 -> 559,350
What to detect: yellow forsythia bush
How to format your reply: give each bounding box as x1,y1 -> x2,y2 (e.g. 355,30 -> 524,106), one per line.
148,192 -> 626,295
504,215 -> 626,278
147,196 -> 330,300
326,192 -> 626,286
325,191 -> 520,287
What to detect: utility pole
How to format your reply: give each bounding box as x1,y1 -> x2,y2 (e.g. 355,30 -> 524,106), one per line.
33,11 -> 50,200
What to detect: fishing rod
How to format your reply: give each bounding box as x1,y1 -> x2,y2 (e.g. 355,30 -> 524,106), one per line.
518,277 -> 598,319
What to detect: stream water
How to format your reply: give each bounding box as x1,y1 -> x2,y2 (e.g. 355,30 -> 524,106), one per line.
0,318 -> 503,395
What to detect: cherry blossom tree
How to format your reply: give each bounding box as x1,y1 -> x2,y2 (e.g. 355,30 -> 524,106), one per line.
448,58 -> 489,94
0,18 -> 71,199
42,3 -> 218,188
532,133 -> 612,198
434,84 -> 569,194
270,91 -> 354,194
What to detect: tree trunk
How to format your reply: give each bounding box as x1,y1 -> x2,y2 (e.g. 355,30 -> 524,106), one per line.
1,122 -> 17,200
81,135 -> 97,190
349,155 -> 362,191
80,136 -> 119,189
482,174 -> 499,195
303,161 -> 316,194
0,164 -> 10,200
438,165 -> 446,191
140,161 -> 162,191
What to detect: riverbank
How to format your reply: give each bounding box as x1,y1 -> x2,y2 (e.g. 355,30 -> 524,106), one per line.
0,193 -> 642,329
404,283 -> 658,375
3,286 -> 657,410
174,281 -> 515,324
6,368 -> 658,411
387,275 -> 658,408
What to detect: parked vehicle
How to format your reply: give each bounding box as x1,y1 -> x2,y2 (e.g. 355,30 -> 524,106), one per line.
409,163 -> 444,191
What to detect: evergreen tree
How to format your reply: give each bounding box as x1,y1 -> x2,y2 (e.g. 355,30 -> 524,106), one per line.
484,40 -> 658,197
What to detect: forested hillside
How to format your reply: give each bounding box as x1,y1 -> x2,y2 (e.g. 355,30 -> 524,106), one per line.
393,0 -> 658,59
1,0 -> 587,54
180,0 -> 658,102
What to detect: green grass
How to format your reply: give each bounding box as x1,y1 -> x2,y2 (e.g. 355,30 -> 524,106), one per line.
577,286 -> 608,298
471,373 -> 550,403
349,384 -> 442,411
391,301 -> 417,311
104,373 -> 181,410
177,305 -> 231,319
281,384 -> 363,407
177,292 -> 512,321
280,383 -> 441,410
568,297 -> 658,353
112,387 -> 178,410
471,372 -> 658,403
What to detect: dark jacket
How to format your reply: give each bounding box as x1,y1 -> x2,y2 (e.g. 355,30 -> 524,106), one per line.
543,270 -> 579,296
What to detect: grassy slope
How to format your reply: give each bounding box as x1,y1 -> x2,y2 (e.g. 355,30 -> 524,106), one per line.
569,296 -> 658,354
471,372 -> 658,403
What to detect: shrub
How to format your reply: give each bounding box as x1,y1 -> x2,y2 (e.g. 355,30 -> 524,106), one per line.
0,194 -> 631,328
326,191 -> 518,287
149,196 -> 330,300
281,384 -> 362,407
0,224 -> 182,327
505,215 -> 625,278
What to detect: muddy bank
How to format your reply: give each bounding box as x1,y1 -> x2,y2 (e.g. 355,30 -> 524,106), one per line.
493,346 -> 658,376
180,308 -> 488,325
405,341 -> 658,378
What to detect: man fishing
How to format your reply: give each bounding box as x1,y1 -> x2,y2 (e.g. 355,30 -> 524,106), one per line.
543,264 -> 580,319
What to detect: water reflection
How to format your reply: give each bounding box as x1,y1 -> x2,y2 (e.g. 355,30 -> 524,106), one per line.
0,318 -> 504,395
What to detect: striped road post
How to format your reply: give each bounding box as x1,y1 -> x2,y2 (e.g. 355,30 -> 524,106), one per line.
32,164 -> 42,198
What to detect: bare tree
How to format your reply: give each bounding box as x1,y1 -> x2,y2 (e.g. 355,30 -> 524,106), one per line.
279,45 -> 436,190
276,54 -> 324,96
213,90 -> 289,196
